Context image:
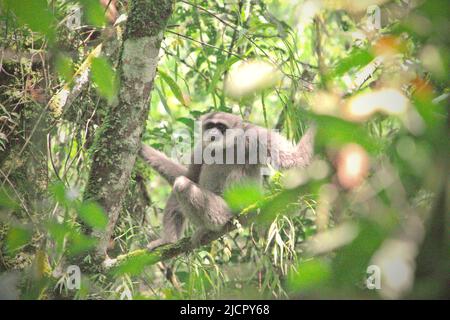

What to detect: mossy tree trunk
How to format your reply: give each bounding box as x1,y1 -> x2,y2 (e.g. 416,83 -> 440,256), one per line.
84,0 -> 175,256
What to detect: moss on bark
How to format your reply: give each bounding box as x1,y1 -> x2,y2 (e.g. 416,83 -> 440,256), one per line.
125,0 -> 174,39
84,0 -> 175,256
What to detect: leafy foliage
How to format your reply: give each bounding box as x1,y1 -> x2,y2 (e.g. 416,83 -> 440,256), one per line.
0,0 -> 448,300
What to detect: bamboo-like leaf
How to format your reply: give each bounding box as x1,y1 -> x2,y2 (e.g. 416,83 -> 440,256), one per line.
208,56 -> 240,94
156,84 -> 172,116
328,48 -> 374,79
159,70 -> 187,106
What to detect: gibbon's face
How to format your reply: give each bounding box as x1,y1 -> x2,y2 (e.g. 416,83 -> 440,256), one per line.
201,112 -> 244,150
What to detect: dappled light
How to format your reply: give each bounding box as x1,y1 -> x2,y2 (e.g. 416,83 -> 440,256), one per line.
224,59 -> 281,99
344,88 -> 409,121
0,0 -> 447,303
336,143 -> 370,189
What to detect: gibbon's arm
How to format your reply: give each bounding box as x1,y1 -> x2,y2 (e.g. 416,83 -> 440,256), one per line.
140,144 -> 188,185
269,126 -> 315,169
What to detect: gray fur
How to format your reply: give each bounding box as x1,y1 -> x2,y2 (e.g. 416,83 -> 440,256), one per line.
142,112 -> 315,250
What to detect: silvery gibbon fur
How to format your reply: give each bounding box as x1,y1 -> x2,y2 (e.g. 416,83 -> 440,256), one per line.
141,112 -> 315,250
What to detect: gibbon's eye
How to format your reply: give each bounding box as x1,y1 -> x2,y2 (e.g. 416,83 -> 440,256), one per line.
216,123 -> 228,134
204,122 -> 228,135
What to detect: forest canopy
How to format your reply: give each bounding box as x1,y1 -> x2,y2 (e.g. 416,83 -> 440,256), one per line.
0,0 -> 448,300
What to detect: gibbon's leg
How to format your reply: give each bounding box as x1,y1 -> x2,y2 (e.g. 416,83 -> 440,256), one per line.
172,176 -> 232,239
190,228 -> 210,247
147,193 -> 186,251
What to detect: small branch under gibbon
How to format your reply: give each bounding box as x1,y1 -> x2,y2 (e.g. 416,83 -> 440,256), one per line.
102,205 -> 258,270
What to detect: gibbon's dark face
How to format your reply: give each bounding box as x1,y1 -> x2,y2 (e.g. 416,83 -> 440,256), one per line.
200,112 -> 244,149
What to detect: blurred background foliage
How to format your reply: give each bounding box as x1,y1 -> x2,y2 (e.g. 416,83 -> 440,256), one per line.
0,0 -> 448,299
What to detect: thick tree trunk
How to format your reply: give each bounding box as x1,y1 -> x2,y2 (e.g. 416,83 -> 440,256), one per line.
84,0 -> 175,256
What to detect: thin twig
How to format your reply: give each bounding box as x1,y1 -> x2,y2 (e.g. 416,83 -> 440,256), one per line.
180,0 -> 238,30
166,30 -> 243,59
0,169 -> 34,224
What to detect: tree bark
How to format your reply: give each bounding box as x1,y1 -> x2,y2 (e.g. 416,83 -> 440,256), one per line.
84,0 -> 175,256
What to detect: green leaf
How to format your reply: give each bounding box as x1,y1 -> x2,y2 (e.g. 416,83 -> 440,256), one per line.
258,181 -> 322,224
50,182 -> 67,205
258,188 -> 301,223
176,117 -> 194,129
47,222 -> 71,242
47,221 -> 73,254
67,232 -> 98,256
159,70 -> 187,106
312,114 -> 381,155
207,56 -> 240,94
0,188 -> 19,210
55,54 -> 74,83
77,201 -> 108,230
5,0 -> 55,39
91,57 -> 118,103
287,259 -> 331,293
112,251 -> 161,276
224,182 -> 264,212
328,48 -> 374,79
156,84 -> 172,116
332,219 -> 387,286
5,227 -> 31,255
79,0 -> 106,27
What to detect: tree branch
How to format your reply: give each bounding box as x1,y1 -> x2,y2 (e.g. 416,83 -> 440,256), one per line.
103,204 -> 258,270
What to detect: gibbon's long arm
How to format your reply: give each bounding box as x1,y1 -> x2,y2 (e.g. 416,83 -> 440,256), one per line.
140,144 -> 188,185
269,126 -> 316,169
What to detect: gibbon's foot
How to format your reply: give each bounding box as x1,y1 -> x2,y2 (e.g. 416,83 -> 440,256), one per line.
190,228 -> 209,248
146,238 -> 167,251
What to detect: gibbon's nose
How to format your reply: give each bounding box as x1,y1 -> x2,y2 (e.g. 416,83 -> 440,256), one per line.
206,128 -> 222,138
203,129 -> 221,145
